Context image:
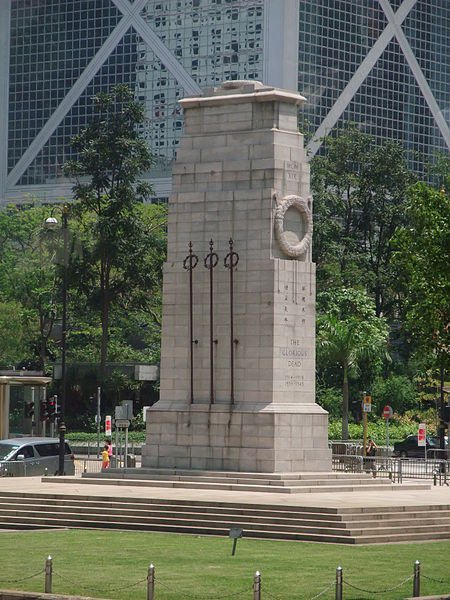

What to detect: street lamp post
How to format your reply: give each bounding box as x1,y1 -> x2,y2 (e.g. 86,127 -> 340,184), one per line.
45,205 -> 69,476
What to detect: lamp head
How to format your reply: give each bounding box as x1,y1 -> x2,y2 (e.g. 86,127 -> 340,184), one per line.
44,216 -> 59,230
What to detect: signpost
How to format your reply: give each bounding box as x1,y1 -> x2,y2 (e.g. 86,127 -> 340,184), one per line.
383,405 -> 393,457
418,423 -> 427,460
362,393 -> 372,456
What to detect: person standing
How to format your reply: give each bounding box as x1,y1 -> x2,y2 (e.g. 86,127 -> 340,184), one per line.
101,445 -> 110,470
365,437 -> 378,477
105,438 -> 113,467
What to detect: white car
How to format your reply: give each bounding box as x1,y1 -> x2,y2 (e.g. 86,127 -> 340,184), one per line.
0,437 -> 75,476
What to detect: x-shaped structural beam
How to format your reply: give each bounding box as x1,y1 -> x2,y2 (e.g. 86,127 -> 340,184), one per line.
307,0 -> 450,157
7,0 -> 200,189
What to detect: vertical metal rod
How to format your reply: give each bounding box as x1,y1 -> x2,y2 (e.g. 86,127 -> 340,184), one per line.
413,560 -> 420,597
58,205 -> 69,476
253,571 -> 261,600
224,239 -> 239,405
96,387 -> 101,458
335,566 -> 343,600
183,242 -> 198,404
44,555 -> 52,593
31,386 -> 35,436
147,564 -> 155,600
204,240 -> 218,405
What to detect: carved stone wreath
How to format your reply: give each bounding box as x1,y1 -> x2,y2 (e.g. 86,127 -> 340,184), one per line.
274,195 -> 313,258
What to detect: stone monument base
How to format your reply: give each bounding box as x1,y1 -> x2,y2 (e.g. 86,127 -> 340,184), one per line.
142,402 -> 331,473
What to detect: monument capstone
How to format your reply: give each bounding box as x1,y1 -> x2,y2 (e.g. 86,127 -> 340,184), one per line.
142,80 -> 331,472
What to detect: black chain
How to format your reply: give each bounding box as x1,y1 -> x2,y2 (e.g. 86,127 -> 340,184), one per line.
309,581 -> 335,600
422,573 -> 450,585
343,575 -> 413,594
0,568 -> 44,584
155,577 -> 249,599
53,570 -> 147,594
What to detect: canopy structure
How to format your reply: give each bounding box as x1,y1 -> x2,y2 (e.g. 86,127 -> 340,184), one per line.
0,373 -> 52,438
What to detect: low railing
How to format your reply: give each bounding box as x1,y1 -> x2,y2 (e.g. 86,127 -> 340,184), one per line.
332,454 -> 450,484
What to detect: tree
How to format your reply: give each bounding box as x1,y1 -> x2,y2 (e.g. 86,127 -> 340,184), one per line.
392,182 -> 450,439
0,205 -> 59,371
311,126 -> 414,318
64,84 -> 157,381
317,288 -> 390,439
0,300 -> 27,366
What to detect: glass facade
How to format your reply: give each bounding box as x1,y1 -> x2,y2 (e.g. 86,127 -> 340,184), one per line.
137,0 -> 264,171
3,0 -> 450,202
299,0 -> 450,172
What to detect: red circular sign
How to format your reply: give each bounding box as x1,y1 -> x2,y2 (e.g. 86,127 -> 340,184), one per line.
418,423 -> 426,443
382,405 -> 393,420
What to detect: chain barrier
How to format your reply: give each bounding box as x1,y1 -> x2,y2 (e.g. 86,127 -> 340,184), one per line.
0,568 -> 45,585
53,570 -> 147,594
422,573 -> 450,585
155,576 -> 249,599
343,574 -> 413,594
309,580 -> 335,600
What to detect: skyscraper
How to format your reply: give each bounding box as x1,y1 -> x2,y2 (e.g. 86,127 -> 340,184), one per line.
1,0 -> 448,205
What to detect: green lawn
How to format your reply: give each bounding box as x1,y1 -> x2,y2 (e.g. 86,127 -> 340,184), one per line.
0,530 -> 449,599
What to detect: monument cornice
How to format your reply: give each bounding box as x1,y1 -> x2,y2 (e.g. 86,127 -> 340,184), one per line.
180,88 -> 307,109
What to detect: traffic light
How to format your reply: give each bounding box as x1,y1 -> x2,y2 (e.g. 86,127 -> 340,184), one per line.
24,401 -> 34,419
47,397 -> 56,422
440,406 -> 450,422
40,400 -> 49,422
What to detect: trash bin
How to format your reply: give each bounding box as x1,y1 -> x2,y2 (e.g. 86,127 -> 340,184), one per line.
126,454 -> 136,468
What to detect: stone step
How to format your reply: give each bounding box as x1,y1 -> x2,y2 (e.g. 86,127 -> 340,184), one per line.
54,475 -> 428,495
2,499 -> 450,530
2,511 -> 450,545
4,505 -> 450,538
3,491 -> 450,544
104,468 -> 378,482
87,470 -> 391,487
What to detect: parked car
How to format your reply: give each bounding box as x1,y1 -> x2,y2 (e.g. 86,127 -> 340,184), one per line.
392,434 -> 445,458
0,437 -> 75,476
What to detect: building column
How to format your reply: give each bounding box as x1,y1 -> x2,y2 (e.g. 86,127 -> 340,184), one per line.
0,1 -> 11,204
263,0 -> 299,92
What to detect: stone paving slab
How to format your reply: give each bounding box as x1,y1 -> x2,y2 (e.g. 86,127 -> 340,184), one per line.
0,476 -> 448,511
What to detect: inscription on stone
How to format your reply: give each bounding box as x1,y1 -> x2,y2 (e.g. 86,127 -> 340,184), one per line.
284,160 -> 300,182
285,374 -> 305,387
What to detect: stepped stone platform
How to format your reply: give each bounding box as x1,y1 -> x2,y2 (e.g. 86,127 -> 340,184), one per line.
0,474 -> 449,544
1,478 -> 450,544
65,468 -> 430,495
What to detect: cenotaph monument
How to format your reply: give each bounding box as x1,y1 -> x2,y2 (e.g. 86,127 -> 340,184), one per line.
142,81 -> 331,472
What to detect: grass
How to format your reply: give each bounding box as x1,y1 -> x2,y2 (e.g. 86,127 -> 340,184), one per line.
0,530 -> 449,599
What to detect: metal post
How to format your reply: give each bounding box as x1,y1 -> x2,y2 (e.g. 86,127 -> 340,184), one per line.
147,564 -> 155,600
224,238 -> 239,405
125,425 -> 129,468
58,205 -> 69,475
115,427 -> 119,468
183,242 -> 199,404
31,386 -> 35,436
44,555 -> 52,593
204,239 -> 218,405
362,392 -> 368,458
413,560 -> 420,597
96,387 -> 101,458
253,571 -> 261,600
335,566 -> 343,600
